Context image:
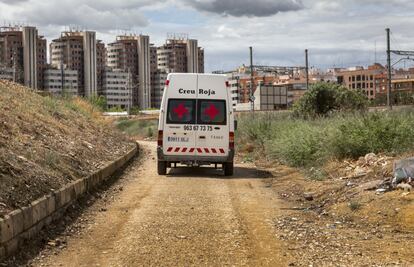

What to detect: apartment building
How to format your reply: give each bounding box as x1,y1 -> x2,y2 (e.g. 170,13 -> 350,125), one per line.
223,72 -> 250,109
96,40 -> 106,95
237,75 -> 278,103
50,30 -> 104,97
222,65 -> 329,109
198,48 -> 205,73
150,44 -> 158,108
157,36 -> 204,73
43,67 -> 78,95
228,78 -> 240,109
336,63 -> 386,100
102,68 -> 131,110
0,67 -> 13,81
0,25 -> 47,89
137,35 -> 151,109
106,34 -> 151,109
151,70 -> 168,108
149,36 -> 204,108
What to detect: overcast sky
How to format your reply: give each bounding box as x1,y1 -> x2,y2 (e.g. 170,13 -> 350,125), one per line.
1,0 -> 414,72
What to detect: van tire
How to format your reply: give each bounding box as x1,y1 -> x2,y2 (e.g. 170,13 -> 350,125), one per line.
224,162 -> 234,176
158,161 -> 167,175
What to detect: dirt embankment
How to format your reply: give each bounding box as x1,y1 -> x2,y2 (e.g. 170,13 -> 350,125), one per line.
0,81 -> 135,216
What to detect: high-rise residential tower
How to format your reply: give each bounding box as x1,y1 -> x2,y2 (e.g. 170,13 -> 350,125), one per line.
106,34 -> 151,109
50,30 -> 105,97
156,35 -> 204,74
0,25 -> 46,89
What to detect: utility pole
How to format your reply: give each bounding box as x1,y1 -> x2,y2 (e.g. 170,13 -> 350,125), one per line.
305,49 -> 309,90
386,28 -> 392,109
384,29 -> 414,108
249,46 -> 254,112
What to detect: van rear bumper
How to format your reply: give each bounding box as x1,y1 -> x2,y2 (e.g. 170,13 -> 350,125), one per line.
157,146 -> 234,164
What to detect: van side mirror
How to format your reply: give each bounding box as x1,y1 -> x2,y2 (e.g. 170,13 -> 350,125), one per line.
234,120 -> 238,131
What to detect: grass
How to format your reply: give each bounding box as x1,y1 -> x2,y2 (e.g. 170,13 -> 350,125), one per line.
349,201 -> 362,211
0,80 -> 134,210
115,119 -> 158,138
237,109 -> 414,168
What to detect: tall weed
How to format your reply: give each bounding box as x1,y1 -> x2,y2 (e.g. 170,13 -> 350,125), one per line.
237,109 -> 414,167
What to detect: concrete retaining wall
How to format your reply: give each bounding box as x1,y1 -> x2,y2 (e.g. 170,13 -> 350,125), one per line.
0,143 -> 138,260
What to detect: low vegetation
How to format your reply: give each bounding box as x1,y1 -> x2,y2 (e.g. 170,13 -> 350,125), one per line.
238,111 -> 414,167
238,83 -> 414,168
115,118 -> 158,139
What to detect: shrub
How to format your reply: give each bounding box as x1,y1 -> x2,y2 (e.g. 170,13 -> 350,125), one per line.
237,109 -> 414,168
293,82 -> 368,118
269,121 -> 327,167
330,112 -> 414,159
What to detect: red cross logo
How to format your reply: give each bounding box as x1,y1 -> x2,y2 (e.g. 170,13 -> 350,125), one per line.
173,103 -> 189,119
204,103 -> 219,121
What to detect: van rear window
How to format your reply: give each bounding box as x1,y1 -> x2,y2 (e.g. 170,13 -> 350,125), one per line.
167,99 -> 196,124
197,100 -> 226,125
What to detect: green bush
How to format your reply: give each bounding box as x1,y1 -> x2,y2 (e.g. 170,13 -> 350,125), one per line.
293,82 -> 368,118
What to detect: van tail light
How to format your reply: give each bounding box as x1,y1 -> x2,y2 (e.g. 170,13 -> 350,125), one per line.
165,80 -> 170,86
158,130 -> 163,147
225,81 -> 230,87
229,132 -> 235,149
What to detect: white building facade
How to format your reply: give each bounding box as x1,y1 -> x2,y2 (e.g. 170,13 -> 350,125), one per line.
43,68 -> 78,95
103,69 -> 131,110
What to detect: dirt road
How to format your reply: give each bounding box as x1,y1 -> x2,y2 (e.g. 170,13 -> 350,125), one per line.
33,141 -> 290,267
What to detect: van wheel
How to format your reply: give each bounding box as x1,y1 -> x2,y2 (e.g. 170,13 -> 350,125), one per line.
158,161 -> 167,175
224,162 -> 234,176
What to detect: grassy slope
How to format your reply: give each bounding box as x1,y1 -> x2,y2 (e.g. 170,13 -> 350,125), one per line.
0,81 -> 134,215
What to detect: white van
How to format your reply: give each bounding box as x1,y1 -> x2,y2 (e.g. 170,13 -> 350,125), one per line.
157,73 -> 235,176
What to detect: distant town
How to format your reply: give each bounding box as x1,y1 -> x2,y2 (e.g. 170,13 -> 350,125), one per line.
1,25 -> 413,112
0,25 -> 203,110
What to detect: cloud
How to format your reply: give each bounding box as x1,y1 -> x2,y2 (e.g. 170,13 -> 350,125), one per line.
184,0 -> 304,17
0,0 -> 27,4
1,0 -> 169,31
2,0 -> 414,72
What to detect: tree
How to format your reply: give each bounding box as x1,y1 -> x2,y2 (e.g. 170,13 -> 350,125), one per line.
293,82 -> 368,118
